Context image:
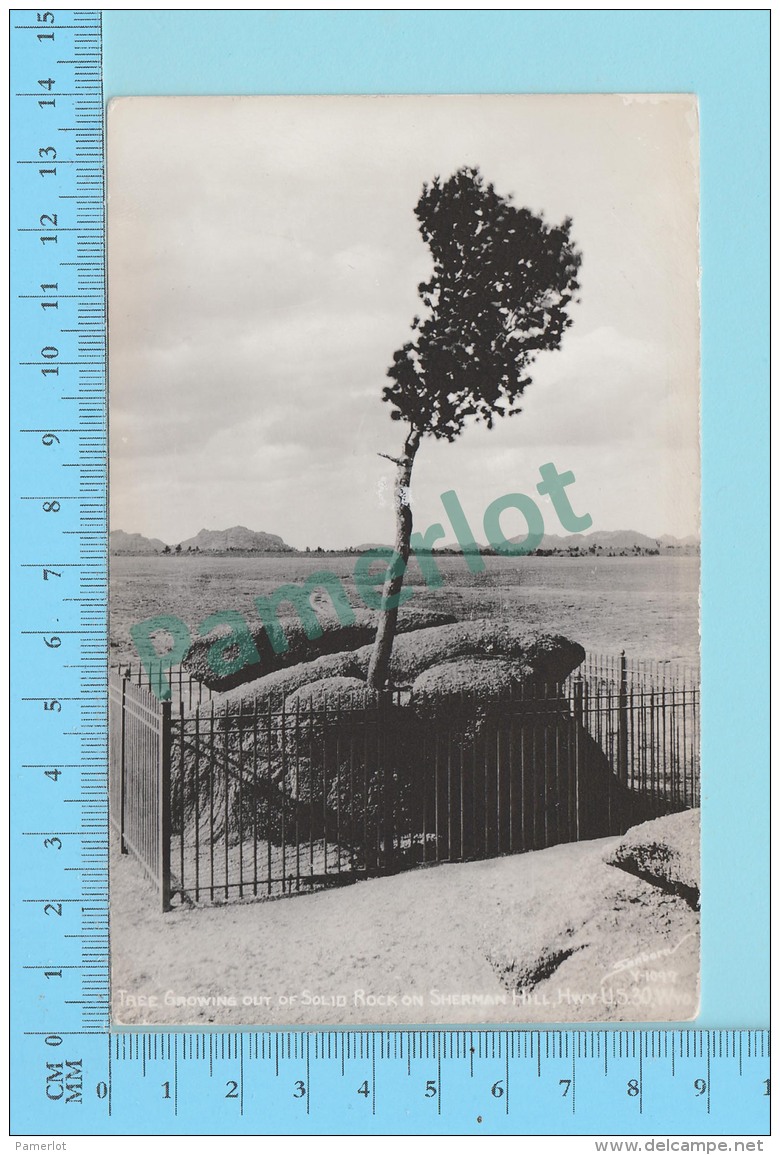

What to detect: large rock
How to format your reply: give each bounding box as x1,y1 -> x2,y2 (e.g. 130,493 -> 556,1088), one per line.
411,657 -> 529,705
209,652 -> 365,714
184,607 -> 456,691
285,676 -> 380,712
276,676 -> 406,860
207,621 -> 584,714
604,809 -> 700,908
348,621 -> 585,687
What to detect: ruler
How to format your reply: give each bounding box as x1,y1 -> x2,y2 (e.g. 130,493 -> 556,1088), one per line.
9,9 -> 770,1138
10,1 -> 110,1128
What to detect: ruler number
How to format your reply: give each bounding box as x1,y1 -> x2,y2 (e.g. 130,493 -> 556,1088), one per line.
40,345 -> 59,377
44,768 -> 61,782
39,211 -> 58,248
40,281 -> 58,309
424,1079 -> 437,1098
627,1079 -> 640,1097
764,1079 -> 770,1096
559,1079 -> 572,1097
357,1080 -> 370,1098
694,1078 -> 707,1097
491,1079 -> 504,1098
96,1083 -> 108,1100
162,1082 -> 171,1100
43,837 -> 62,850
44,969 -> 62,980
225,1080 -> 239,1100
37,11 -> 55,41
37,78 -> 56,109
42,568 -> 61,580
41,433 -> 60,446
292,1081 -> 306,1099
44,699 -> 61,712
44,635 -> 61,648
42,500 -> 60,513
43,902 -> 62,917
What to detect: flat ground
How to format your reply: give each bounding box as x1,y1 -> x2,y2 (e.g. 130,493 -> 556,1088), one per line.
111,554 -> 699,670
111,829 -> 699,1028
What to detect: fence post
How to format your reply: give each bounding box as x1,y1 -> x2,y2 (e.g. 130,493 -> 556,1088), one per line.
617,650 -> 629,785
379,691 -> 395,874
119,676 -> 128,854
572,679 -> 583,841
159,698 -> 172,912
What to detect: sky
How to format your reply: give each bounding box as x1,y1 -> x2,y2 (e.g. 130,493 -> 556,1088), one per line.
108,94 -> 700,549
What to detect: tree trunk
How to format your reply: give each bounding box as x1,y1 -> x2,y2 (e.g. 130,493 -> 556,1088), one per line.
366,427 -> 421,689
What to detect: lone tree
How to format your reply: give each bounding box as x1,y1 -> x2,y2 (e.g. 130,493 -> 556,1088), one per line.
366,166 -> 582,689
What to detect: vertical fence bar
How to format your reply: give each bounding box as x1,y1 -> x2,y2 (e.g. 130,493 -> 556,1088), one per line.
194,705 -> 201,903
209,701 -> 216,902
119,676 -> 128,853
237,702 -> 245,899
617,650 -> 629,786
572,679 -> 583,842
383,692 -> 395,873
178,701 -> 185,897
270,700 -> 276,897
252,704 -> 258,897
159,699 -> 172,913
682,685 -> 689,808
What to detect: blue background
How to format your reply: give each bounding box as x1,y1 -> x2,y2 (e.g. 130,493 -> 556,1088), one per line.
102,9 -> 769,1027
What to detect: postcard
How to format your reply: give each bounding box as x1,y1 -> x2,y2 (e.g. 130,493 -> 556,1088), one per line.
107,94 -> 700,1027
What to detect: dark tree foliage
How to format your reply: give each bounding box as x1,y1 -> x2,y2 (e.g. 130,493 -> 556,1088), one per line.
366,166 -> 582,689
384,166 -> 581,438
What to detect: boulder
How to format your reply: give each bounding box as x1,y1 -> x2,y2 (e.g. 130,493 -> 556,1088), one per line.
604,809 -> 700,908
348,621 -> 585,687
285,676 -> 379,712
209,652 -> 365,714
205,621 -> 584,709
411,657 -> 529,705
183,607 -> 456,691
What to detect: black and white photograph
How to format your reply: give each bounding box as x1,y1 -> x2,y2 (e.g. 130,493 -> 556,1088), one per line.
107,94 -> 701,1027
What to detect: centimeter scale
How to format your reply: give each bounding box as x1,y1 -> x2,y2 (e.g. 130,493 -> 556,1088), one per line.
9,9 -> 770,1137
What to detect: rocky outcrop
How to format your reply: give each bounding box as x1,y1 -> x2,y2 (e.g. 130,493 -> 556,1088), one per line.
604,809 -> 700,908
411,657 -> 531,703
350,622 -> 584,687
110,529 -> 168,554
178,526 -> 293,552
185,608 -> 457,692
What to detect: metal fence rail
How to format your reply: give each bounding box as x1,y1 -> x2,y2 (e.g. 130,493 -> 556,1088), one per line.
109,676 -> 172,909
109,653 -> 700,911
565,652 -> 700,810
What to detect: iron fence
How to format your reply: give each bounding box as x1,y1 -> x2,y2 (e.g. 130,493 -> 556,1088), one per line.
109,653 -> 700,911
109,675 -> 172,909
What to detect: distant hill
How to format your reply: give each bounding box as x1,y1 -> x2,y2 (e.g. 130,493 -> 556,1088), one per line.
178,526 -> 294,553
532,530 -> 699,555
533,529 -> 661,553
436,529 -> 699,557
658,533 -> 700,549
110,530 -> 168,555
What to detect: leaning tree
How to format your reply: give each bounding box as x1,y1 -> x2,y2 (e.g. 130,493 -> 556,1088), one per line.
366,166 -> 582,689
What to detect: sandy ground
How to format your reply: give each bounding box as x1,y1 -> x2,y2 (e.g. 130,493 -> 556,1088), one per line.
111,825 -> 699,1028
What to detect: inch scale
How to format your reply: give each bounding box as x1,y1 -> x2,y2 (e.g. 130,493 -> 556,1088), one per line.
9,9 -> 770,1137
